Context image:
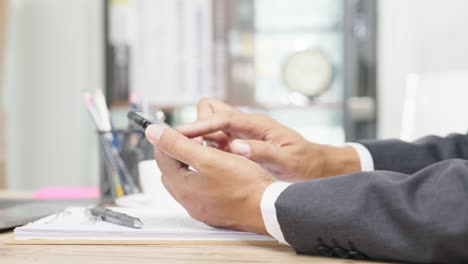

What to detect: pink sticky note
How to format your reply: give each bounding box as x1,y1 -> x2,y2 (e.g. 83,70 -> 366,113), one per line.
32,187 -> 100,200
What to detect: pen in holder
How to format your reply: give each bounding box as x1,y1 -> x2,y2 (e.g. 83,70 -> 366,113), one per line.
98,129 -> 153,203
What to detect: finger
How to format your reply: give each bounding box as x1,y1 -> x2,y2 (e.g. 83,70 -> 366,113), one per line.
197,98 -> 237,120
177,126 -> 229,143
177,125 -> 230,150
202,131 -> 229,145
230,139 -> 293,168
202,131 -> 228,142
155,150 -> 198,193
146,124 -> 214,170
192,136 -> 204,145
197,99 -> 215,120
154,148 -> 187,175
177,112 -> 270,139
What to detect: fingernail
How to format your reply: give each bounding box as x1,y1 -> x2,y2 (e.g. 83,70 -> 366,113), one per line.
145,125 -> 164,144
231,140 -> 251,157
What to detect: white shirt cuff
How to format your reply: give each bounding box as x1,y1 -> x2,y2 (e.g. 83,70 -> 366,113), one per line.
260,144 -> 372,245
346,143 -> 374,171
260,181 -> 292,245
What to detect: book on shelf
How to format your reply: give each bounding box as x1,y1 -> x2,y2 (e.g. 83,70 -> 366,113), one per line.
107,0 -> 225,107
106,0 -> 259,107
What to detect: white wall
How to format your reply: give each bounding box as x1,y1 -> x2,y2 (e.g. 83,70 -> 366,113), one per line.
3,0 -> 103,189
378,0 -> 468,138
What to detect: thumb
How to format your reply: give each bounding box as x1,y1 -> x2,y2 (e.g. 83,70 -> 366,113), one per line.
146,124 -> 211,169
230,139 -> 292,167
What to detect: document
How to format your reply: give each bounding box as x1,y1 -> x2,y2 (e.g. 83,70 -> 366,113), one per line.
15,206 -> 273,241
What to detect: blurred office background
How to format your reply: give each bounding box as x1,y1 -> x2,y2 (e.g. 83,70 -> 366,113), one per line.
0,0 -> 467,190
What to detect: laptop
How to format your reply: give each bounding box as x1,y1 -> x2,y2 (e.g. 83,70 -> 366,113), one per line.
0,199 -> 96,231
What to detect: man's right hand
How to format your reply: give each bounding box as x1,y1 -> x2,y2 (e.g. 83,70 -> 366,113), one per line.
178,98 -> 362,182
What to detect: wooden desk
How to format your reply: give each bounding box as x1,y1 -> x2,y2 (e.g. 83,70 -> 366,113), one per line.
0,191 -> 388,264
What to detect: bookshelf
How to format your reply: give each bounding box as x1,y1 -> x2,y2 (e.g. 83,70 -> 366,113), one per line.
103,0 -> 377,142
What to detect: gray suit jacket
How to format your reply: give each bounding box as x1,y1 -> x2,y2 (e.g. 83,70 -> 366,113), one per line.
275,134 -> 468,263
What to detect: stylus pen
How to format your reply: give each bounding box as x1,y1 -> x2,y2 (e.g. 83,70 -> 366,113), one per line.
89,206 -> 143,229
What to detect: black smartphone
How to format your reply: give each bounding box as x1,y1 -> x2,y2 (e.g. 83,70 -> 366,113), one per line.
127,111 -> 169,130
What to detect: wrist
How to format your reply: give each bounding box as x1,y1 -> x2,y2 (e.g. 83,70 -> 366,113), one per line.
320,145 -> 361,177
238,180 -> 271,235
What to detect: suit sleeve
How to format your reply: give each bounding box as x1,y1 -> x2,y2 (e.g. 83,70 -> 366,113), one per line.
359,133 -> 468,174
275,159 -> 468,264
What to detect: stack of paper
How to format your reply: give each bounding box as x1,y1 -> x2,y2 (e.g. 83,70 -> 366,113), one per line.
15,206 -> 273,242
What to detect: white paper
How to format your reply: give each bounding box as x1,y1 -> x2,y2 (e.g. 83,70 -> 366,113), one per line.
15,207 -> 273,241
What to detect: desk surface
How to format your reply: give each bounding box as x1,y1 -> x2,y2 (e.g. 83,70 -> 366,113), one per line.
0,190 -> 389,264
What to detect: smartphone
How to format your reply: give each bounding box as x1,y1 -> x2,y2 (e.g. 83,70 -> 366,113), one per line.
127,111 -> 169,130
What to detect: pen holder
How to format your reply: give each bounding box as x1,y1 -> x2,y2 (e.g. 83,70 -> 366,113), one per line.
97,129 -> 153,203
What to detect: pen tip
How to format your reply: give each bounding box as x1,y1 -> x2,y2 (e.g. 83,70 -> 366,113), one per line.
134,219 -> 144,229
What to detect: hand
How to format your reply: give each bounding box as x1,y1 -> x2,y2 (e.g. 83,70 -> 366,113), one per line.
145,124 -> 273,235
188,98 -> 240,151
178,99 -> 361,182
